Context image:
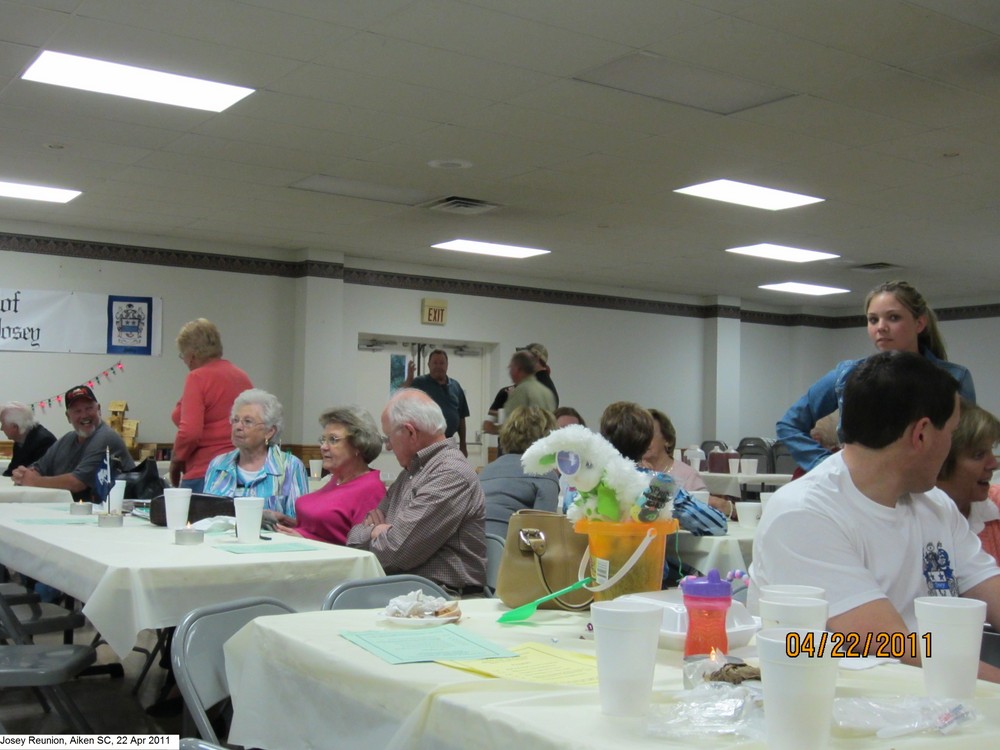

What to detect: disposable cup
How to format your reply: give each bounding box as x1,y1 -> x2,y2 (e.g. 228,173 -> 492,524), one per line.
758,628 -> 839,750
309,459 -> 323,478
759,597 -> 828,630
758,584 -> 827,603
759,492 -> 774,512
740,458 -> 758,475
728,458 -> 741,475
590,600 -> 662,716
734,502 -> 761,529
108,479 -> 126,514
163,488 -> 192,530
914,596 -> 986,698
235,496 -> 265,543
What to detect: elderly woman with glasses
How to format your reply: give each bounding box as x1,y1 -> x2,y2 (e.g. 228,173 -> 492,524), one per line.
202,388 -> 308,517
272,406 -> 386,545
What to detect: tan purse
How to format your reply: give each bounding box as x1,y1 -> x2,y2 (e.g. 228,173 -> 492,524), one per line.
496,510 -> 592,611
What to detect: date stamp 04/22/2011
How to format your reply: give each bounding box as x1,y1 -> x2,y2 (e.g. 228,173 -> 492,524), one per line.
784,631 -> 932,660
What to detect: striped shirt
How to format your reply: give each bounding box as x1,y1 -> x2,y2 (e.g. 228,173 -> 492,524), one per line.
346,440 -> 486,590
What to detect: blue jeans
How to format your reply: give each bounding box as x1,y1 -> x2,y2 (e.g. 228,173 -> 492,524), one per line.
180,477 -> 204,494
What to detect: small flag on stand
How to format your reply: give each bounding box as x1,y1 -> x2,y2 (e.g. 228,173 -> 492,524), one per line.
95,447 -> 113,507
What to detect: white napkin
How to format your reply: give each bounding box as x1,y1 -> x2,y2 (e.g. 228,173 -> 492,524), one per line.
191,515 -> 237,533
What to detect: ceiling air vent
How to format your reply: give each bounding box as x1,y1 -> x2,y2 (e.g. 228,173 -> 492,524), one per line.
851,262 -> 901,273
424,196 -> 501,215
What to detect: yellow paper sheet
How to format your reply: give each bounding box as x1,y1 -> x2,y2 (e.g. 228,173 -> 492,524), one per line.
439,642 -> 598,686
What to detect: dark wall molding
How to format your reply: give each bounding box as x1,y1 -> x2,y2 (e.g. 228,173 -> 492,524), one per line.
4,230 -> 999,327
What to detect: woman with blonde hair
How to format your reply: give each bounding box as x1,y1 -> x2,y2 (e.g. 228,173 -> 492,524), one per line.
170,318 -> 252,492
937,401 -> 1000,563
777,280 -> 975,473
479,406 -> 559,537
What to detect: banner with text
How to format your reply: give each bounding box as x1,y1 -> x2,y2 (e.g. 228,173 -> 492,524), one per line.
0,288 -> 162,355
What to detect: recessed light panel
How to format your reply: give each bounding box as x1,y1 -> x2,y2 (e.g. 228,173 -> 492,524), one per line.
760,282 -> 849,296
727,243 -> 839,263
0,179 -> 80,203
432,239 -> 549,259
22,51 -> 254,112
675,179 -> 824,210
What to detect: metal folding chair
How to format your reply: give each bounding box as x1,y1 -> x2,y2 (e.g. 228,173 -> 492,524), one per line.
322,574 -> 449,610
172,597 -> 295,744
485,533 -> 506,598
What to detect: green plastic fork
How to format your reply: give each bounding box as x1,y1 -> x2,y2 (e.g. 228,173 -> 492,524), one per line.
497,577 -> 595,623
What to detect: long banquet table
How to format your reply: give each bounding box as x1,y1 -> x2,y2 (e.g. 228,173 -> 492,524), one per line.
672,522 -> 756,576
0,475 -> 74,503
0,502 -> 384,656
225,599 -> 1000,750
701,472 -> 793,498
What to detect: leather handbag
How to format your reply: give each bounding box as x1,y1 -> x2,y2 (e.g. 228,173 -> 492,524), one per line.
119,457 -> 167,500
149,493 -> 235,527
495,510 -> 592,611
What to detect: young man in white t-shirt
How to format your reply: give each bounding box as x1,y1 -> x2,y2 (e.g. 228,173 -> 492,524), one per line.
751,351 -> 1000,682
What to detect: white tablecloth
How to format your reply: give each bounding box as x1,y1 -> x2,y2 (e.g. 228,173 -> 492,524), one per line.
673,523 -> 756,576
225,599 -> 1000,750
701,473 -> 793,498
0,476 -> 74,503
0,502 -> 384,656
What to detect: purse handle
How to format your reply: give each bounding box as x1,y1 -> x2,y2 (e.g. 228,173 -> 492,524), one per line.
519,527 -> 593,611
577,527 -> 658,592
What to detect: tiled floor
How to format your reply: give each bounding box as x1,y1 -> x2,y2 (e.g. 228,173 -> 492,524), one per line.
0,624 -> 184,736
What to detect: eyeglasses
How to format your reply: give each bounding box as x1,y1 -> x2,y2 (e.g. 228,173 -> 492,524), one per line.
318,435 -> 347,447
230,417 -> 264,429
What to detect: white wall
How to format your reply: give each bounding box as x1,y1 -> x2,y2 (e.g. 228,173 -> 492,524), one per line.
4,247 -> 998,454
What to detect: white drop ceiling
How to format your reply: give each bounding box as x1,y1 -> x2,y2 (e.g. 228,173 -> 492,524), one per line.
2,0 -> 1000,310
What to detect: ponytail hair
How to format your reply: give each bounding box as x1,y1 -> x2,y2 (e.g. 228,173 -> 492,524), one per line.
864,280 -> 947,360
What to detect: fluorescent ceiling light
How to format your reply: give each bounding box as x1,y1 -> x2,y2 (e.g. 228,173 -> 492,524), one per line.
432,239 -> 549,259
0,179 -> 80,203
760,282 -> 849,296
727,243 -> 839,263
675,179 -> 824,210
21,51 -> 254,112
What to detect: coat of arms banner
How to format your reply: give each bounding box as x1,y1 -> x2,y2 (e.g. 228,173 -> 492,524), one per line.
0,288 -> 162,355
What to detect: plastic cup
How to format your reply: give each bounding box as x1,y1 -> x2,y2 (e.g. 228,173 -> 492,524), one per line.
590,600 -> 663,716
758,628 -> 839,750
914,596 -> 986,699
734,502 -> 761,529
740,458 -> 758,475
108,479 -> 126,514
759,597 -> 828,630
728,458 -> 741,475
309,459 -> 323,478
163,488 -> 192,530
235,496 -> 265,543
758,584 -> 827,603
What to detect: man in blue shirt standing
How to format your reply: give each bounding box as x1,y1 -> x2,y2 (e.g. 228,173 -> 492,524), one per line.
406,349 -> 470,457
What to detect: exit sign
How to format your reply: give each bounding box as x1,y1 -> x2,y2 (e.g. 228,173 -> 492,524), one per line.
421,298 -> 448,325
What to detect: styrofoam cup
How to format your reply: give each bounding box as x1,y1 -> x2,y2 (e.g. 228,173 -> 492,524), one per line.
740,458 -> 758,475
108,479 -> 126,514
758,584 -> 827,603
590,601 -> 662,716
914,596 -> 986,698
759,492 -> 774,512
235,496 -> 265,543
728,458 -> 741,475
163,488 -> 192,530
759,597 -> 829,630
734,502 -> 761,529
309,459 -> 323,478
758,628 -> 839,750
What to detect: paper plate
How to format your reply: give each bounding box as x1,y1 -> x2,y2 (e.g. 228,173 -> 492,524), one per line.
376,612 -> 461,627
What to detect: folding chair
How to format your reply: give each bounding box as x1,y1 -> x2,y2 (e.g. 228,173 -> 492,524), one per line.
172,597 -> 295,744
0,592 -> 96,732
485,533 -> 506,598
322,574 -> 449,610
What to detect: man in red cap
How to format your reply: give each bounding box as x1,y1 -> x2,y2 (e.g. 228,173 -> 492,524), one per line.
11,385 -> 134,500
